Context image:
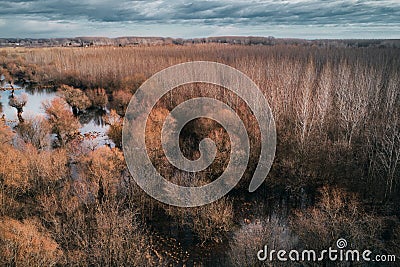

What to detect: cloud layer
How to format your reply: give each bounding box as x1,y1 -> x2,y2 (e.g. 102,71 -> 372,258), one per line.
1,0 -> 399,38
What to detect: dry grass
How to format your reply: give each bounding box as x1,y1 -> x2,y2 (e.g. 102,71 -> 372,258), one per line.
0,44 -> 399,265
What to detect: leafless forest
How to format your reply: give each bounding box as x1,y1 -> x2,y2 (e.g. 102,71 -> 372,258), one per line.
0,44 -> 399,266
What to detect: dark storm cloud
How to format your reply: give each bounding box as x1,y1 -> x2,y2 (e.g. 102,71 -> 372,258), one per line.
1,0 -> 399,25
0,0 -> 399,38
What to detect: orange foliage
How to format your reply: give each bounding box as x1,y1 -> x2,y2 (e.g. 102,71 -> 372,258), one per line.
103,109 -> 123,148
79,146 -> 125,200
111,90 -> 132,116
0,216 -> 63,266
43,97 -> 81,146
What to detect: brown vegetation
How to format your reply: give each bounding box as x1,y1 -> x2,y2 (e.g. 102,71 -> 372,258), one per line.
43,97 -> 81,147
58,84 -> 91,114
103,109 -> 123,148
0,216 -> 63,266
291,187 -> 383,251
16,115 -> 51,150
111,90 -> 132,116
0,44 -> 399,266
86,87 -> 108,109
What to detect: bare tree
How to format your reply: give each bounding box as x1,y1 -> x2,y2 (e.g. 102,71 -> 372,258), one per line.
92,200 -> 159,266
9,93 -> 28,123
296,59 -> 318,148
368,71 -> 400,199
17,115 -> 51,150
335,60 -> 370,146
291,186 -> 383,252
228,216 -> 294,267
316,61 -> 334,137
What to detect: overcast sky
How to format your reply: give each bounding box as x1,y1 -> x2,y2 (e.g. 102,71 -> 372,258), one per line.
0,0 -> 399,39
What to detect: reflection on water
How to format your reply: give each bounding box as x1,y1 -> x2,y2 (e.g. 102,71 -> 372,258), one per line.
0,86 -> 55,122
0,85 -> 110,145
24,86 -> 57,95
0,74 -> 5,86
78,108 -> 113,148
78,108 -> 107,128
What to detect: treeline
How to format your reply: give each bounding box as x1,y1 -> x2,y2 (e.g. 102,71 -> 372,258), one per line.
1,36 -> 399,48
0,44 -> 399,266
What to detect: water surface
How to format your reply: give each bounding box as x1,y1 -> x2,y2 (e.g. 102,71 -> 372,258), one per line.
0,86 -> 111,146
